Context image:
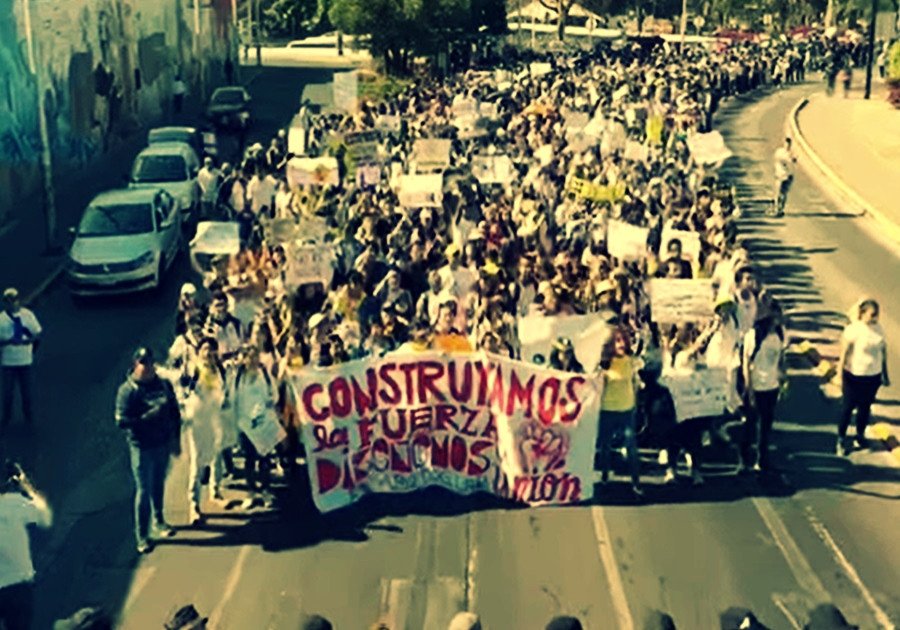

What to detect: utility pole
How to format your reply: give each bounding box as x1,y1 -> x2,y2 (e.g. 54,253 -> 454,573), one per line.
680,0 -> 688,49
22,0 -> 57,253
254,0 -> 262,66
193,0 -> 205,102
864,0 -> 878,99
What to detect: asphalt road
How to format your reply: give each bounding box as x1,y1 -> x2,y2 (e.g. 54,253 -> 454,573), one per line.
1,75 -> 898,630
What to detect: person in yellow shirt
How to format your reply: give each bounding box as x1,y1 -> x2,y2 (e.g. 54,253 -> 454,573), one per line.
597,327 -> 643,497
432,302 -> 472,354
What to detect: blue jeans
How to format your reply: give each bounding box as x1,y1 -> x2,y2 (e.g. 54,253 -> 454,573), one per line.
597,409 -> 641,484
128,444 -> 170,544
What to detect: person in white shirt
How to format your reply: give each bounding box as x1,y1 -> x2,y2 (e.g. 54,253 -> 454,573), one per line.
740,301 -> 786,473
836,299 -> 890,455
0,288 -> 42,429
0,461 -> 52,630
197,157 -> 221,219
246,170 -> 278,216
771,137 -> 796,217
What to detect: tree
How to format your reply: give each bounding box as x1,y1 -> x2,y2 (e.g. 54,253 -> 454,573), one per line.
329,0 -> 496,74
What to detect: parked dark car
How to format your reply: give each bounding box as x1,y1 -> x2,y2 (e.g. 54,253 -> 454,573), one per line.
148,126 -> 217,158
206,87 -> 252,131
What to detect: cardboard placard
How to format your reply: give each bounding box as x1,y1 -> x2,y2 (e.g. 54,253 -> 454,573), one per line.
648,278 -> 716,323
190,221 -> 240,255
606,219 -> 649,260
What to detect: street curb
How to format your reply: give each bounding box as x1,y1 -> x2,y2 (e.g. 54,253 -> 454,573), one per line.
23,261 -> 66,307
871,423 -> 900,465
787,96 -> 900,244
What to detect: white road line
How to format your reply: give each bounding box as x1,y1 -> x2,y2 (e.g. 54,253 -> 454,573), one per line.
121,565 -> 158,617
466,515 -> 478,613
208,545 -> 252,627
751,497 -> 830,602
771,594 -> 803,630
590,506 -> 635,630
804,508 -> 896,630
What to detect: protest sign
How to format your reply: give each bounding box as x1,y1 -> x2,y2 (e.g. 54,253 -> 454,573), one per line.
332,70 -> 358,113
286,157 -> 340,188
398,174 -> 444,208
563,110 -> 590,133
623,140 -> 649,163
648,279 -> 716,323
452,97 -> 478,117
190,221 -> 240,255
582,116 -> 606,139
471,155 -> 515,185
568,178 -> 627,203
356,164 -> 382,188
660,368 -> 729,421
660,226 -> 702,262
687,130 -> 733,165
413,139 -> 452,172
263,218 -> 300,245
296,215 -> 330,243
518,313 -> 612,373
285,242 -> 335,288
530,62 -> 552,77
344,130 -> 382,167
606,219 -> 649,260
646,114 -> 664,145
290,352 -> 602,513
238,402 -> 287,455
479,102 -> 499,120
375,115 -> 401,133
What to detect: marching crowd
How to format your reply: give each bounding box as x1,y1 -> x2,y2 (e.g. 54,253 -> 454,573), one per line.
0,31 -> 891,630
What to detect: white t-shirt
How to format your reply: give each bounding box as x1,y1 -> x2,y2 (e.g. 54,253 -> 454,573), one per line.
744,328 -> 783,392
0,308 -> 42,367
774,146 -> 793,181
842,320 -> 886,377
0,493 -> 52,589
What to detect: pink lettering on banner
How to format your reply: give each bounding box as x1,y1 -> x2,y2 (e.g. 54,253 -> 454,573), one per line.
291,351 -> 602,513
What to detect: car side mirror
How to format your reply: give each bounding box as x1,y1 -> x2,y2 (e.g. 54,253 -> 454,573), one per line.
68,226 -> 77,236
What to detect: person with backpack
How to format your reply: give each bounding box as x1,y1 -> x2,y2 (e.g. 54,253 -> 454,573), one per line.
0,288 -> 42,430
739,300 -> 786,474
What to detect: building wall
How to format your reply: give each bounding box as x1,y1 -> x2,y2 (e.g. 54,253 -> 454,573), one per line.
0,0 -> 234,224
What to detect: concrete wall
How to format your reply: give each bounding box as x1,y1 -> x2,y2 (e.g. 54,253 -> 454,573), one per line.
0,0 -> 235,224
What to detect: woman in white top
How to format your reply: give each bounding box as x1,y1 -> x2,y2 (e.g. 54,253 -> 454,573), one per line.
836,299 -> 890,455
740,301 -> 786,473
232,346 -> 278,504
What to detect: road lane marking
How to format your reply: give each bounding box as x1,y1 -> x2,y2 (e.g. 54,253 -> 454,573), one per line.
465,515 -> 478,612
751,498 -> 830,602
379,578 -> 413,630
772,593 -> 803,629
804,507 -> 896,629
590,506 -> 635,630
208,545 -> 251,627
424,577 -> 465,630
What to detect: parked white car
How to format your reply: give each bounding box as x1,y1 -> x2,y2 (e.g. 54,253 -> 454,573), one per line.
67,189 -> 182,296
128,142 -> 200,219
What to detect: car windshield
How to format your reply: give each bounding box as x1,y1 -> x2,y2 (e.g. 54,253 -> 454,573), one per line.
212,90 -> 245,105
78,203 -> 153,237
149,131 -> 190,144
131,155 -> 187,182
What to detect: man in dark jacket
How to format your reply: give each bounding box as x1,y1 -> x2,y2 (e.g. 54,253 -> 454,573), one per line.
115,347 -> 181,553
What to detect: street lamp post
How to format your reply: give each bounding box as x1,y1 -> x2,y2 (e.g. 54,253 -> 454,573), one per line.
21,0 -> 58,253
680,0 -> 688,49
864,0 -> 878,99
193,0 -> 205,103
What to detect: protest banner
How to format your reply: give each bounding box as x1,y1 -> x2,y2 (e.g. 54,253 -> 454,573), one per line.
648,279 -> 716,323
568,178 -> 627,203
582,115 -> 605,139
190,221 -> 240,255
687,130 -> 733,166
297,215 -> 330,243
413,139 -> 452,172
660,226 -> 702,262
284,242 -> 335,288
518,313 -> 612,373
398,174 -> 444,208
375,115 -> 401,133
332,70 -> 358,113
263,218 -> 299,245
344,130 -> 382,168
286,157 -> 340,188
660,368 -> 729,421
606,219 -> 649,260
471,155 -> 515,185
238,402 -> 288,455
290,352 -> 602,512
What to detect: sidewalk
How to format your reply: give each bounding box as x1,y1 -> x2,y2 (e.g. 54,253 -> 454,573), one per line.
793,80 -> 900,242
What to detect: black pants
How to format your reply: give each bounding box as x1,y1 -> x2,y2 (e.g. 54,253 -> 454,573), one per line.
240,433 -> 271,491
0,581 -> 34,630
665,417 -> 711,470
742,389 -> 779,469
839,372 -> 881,440
1,365 -> 34,425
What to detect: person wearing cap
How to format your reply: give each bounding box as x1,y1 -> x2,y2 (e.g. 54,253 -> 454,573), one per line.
739,299 -> 786,474
0,288 -> 42,430
164,604 -> 208,630
115,347 -> 181,553
175,283 -> 203,337
197,157 -> 221,219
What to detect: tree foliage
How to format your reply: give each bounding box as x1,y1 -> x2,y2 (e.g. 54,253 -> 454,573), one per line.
329,0 -> 505,73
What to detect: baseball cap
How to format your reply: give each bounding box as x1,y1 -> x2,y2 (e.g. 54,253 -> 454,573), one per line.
2,287 -> 19,302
